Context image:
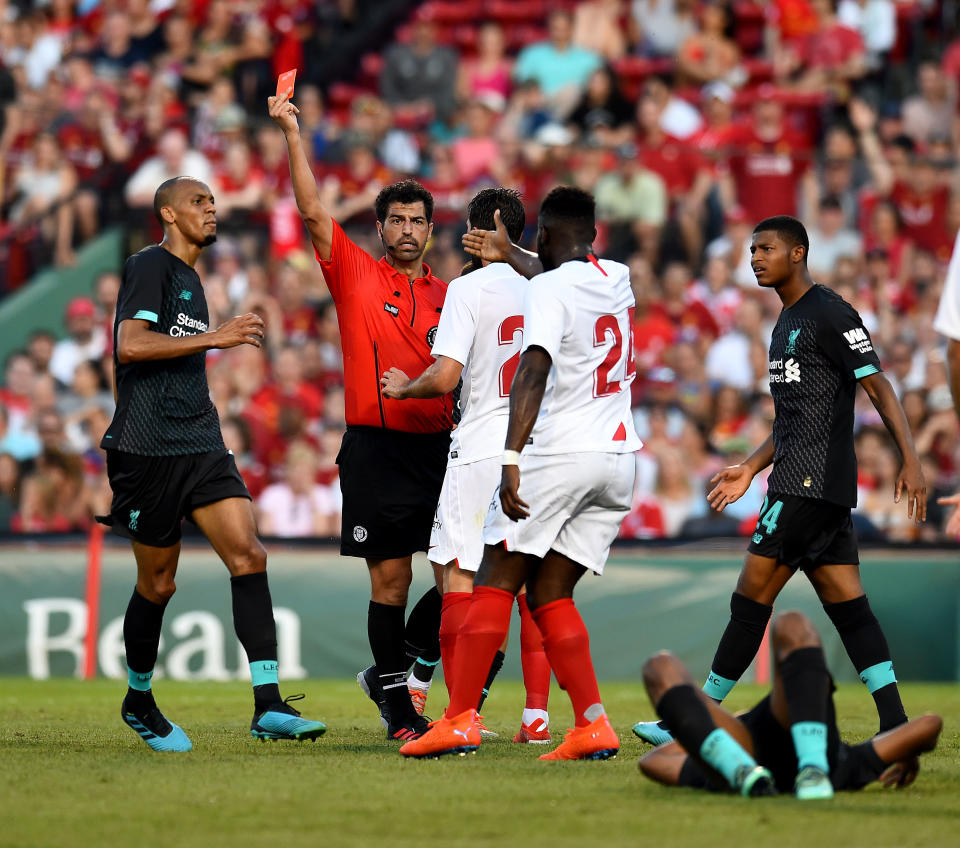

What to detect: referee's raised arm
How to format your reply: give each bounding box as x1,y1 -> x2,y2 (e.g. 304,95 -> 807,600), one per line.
268,92 -> 333,261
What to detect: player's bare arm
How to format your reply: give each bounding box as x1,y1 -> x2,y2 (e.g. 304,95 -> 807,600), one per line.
268,92 -> 334,260
708,434 -> 774,512
499,346 -> 552,521
461,209 -> 543,279
872,713 -> 942,789
859,372 -> 927,522
946,339 -> 960,420
116,313 -> 264,363
380,356 -> 463,400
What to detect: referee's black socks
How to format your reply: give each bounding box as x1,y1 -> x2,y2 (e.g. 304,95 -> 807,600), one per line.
703,593 -> 772,702
123,588 -> 168,713
231,572 -> 281,710
823,595 -> 907,732
370,600 -> 419,723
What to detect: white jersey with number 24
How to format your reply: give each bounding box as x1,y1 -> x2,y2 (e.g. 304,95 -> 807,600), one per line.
522,256 -> 642,456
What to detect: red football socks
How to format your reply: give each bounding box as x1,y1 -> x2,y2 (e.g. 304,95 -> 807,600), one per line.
517,593 -> 551,711
532,598 -> 602,727
446,586 -> 513,718
439,591 -> 471,697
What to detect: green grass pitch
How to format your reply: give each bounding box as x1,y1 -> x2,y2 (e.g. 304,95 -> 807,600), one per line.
2,679 -> 957,848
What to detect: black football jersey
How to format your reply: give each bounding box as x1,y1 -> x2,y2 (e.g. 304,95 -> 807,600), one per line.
101,245 -> 223,456
766,284 -> 882,507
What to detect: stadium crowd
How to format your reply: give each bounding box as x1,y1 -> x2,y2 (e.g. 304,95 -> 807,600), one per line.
0,0 -> 959,542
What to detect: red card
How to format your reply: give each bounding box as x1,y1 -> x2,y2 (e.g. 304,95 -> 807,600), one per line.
276,69 -> 296,99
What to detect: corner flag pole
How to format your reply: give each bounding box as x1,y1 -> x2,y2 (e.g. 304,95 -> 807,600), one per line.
82,523 -> 105,679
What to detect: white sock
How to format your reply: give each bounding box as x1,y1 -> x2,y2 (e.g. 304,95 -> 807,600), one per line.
522,708 -> 549,727
408,676 -> 431,692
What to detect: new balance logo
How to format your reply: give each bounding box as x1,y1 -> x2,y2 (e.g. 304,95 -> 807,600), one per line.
784,359 -> 801,383
843,327 -> 873,353
178,289 -> 193,301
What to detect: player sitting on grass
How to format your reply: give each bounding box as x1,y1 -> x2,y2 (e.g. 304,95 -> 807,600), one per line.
638,610 -> 942,799
634,215 -> 927,750
381,187 -> 553,743
98,177 -> 326,751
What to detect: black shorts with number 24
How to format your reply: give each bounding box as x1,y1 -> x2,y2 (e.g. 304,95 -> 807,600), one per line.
746,491 -> 859,570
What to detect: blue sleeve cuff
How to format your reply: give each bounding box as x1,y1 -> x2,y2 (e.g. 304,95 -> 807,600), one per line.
854,364 -> 880,379
132,310 -> 158,323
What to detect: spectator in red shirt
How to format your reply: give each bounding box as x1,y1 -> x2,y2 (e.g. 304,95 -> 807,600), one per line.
774,0 -> 866,93
723,90 -> 810,222
690,81 -> 738,160
636,90 -> 713,261
652,262 -> 720,348
215,140 -> 267,224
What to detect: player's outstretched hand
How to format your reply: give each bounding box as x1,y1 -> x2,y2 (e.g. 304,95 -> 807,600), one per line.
461,208 -> 511,264
937,492 -> 960,536
894,461 -> 927,523
267,92 -> 300,135
214,313 -> 265,349
707,464 -> 752,512
879,755 -> 920,789
380,367 -> 411,399
500,464 -> 529,521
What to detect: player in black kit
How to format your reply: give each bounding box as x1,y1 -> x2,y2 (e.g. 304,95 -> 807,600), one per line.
98,176 -> 325,751
633,216 -> 927,799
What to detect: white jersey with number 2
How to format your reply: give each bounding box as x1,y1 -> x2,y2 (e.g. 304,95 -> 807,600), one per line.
430,261 -> 527,465
522,256 -> 642,455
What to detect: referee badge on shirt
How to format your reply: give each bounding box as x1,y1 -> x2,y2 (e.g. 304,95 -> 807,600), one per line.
384,302 -> 399,317
426,326 -> 438,347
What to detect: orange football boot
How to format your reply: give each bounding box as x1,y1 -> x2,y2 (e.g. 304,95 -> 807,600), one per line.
399,708 -> 481,758
538,714 -> 618,760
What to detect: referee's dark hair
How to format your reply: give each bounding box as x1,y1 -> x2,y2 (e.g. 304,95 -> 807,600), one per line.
467,188 -> 525,242
539,185 -> 596,240
375,180 -> 434,224
754,215 -> 809,263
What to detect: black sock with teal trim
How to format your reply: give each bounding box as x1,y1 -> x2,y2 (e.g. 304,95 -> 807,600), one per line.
403,586 -> 442,668
705,593 -> 772,700
779,646 -> 831,771
476,650 -> 505,713
123,589 -> 167,714
231,572 -> 281,709
823,595 -> 906,731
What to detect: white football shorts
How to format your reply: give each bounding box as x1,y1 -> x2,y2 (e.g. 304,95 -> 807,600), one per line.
482,451 -> 635,575
428,456 -> 501,572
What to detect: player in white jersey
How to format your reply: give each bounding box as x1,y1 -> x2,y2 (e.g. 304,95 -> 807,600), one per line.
381,189 -> 553,742
933,229 -> 960,535
400,186 -> 642,761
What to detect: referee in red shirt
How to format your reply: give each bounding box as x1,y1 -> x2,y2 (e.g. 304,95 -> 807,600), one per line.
269,93 -> 452,739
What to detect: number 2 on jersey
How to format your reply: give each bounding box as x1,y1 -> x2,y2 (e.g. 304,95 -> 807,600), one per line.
498,315 -> 524,397
593,307 -> 636,397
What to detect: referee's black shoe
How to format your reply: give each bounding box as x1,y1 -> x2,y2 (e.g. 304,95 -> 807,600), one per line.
357,666 -> 391,728
387,714 -> 430,742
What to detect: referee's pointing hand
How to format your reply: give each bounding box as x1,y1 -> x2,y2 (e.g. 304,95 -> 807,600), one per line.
214,313 -> 265,349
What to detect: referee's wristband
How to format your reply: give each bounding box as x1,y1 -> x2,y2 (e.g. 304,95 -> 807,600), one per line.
502,450 -> 521,466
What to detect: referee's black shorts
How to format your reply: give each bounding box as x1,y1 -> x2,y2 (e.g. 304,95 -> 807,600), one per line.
337,425 -> 450,560
747,491 -> 859,571
97,448 -> 250,548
